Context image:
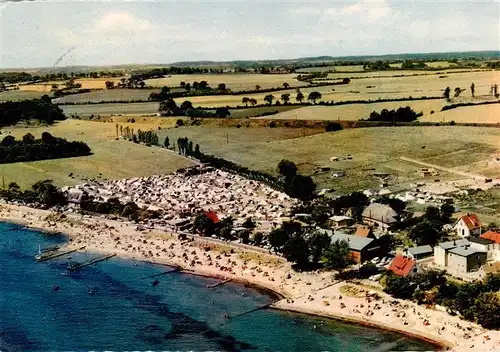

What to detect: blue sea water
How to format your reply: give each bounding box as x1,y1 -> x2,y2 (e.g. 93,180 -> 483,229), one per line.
0,222 -> 437,351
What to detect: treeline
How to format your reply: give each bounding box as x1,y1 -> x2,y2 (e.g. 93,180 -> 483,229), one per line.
0,180 -> 67,208
383,270 -> 500,329
0,97 -> 66,127
79,195 -> 161,222
365,106 -> 422,122
0,133 -> 91,164
0,71 -> 123,85
441,100 -> 500,111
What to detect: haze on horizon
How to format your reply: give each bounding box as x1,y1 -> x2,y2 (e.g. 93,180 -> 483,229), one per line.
0,0 -> 499,69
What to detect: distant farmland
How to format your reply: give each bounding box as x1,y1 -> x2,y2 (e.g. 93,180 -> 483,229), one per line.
0,90 -> 45,101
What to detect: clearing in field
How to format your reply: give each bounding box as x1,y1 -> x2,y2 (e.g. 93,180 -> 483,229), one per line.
0,119 -> 195,188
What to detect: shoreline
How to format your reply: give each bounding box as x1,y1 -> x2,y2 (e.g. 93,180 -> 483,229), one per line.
1,203 -> 498,351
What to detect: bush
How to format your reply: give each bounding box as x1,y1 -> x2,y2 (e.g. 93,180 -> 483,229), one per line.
325,122 -> 343,132
176,119 -> 184,126
269,121 -> 277,128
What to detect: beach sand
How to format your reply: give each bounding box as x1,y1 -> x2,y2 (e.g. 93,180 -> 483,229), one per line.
1,203 -> 498,351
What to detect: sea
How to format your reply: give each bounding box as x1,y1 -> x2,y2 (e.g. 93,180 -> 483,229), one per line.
0,222 -> 437,351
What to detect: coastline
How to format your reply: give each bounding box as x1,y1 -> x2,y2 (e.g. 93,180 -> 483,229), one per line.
1,203 -> 498,351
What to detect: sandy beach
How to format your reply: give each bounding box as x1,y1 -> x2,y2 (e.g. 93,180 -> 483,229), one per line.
1,202 -> 499,351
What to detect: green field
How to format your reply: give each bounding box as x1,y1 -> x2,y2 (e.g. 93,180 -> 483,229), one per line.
53,88 -> 186,104
258,100 -> 447,121
60,102 -> 159,117
0,119 -> 195,188
144,73 -> 308,91
157,125 -> 500,193
0,90 -> 45,101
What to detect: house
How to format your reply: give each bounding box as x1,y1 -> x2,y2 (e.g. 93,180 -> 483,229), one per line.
468,237 -> 495,260
434,239 -> 469,267
361,203 -> 399,230
452,213 -> 481,238
480,229 -> 500,244
447,245 -> 487,273
407,245 -> 433,260
205,210 -> 220,224
66,188 -> 84,205
354,225 -> 376,239
480,230 -> 500,261
329,215 -> 352,228
320,230 -> 381,263
388,255 -> 421,277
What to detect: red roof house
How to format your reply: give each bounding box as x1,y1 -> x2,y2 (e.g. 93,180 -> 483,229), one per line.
453,213 -> 481,238
388,255 -> 420,277
480,230 -> 500,244
205,210 -> 220,224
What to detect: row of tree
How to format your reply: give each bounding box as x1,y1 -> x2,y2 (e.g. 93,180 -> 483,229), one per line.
0,180 -> 67,208
383,270 -> 500,329
0,133 -> 91,164
0,97 -> 66,127
79,195 -> 160,222
443,83 -> 499,100
366,106 -> 422,123
135,130 -> 159,146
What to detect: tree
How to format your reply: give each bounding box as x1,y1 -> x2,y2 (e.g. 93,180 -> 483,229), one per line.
242,217 -> 256,229
51,84 -> 59,91
159,98 -> 177,115
249,98 -> 257,106
296,92 -> 304,103
277,159 -> 298,180
494,84 -> 499,98
440,203 -> 454,223
139,81 -> 146,89
409,220 -> 444,246
242,97 -> 249,107
470,82 -> 475,97
383,273 -> 414,299
180,100 -> 193,111
285,174 -> 316,200
215,107 -> 230,118
1,135 -> 15,147
41,132 -> 54,144
308,91 -> 322,104
283,82 -> 290,89
22,133 -> 35,144
105,81 -> 114,89
474,292 -> 500,329
217,83 -> 226,91
322,240 -> 354,270
282,234 -> 310,270
454,87 -> 463,98
264,94 -> 274,105
194,144 -> 200,156
164,136 -> 170,148
255,84 -> 261,91
281,93 -> 291,104
252,232 -> 264,246
268,227 -> 289,251
31,179 -> 67,207
443,87 -> 451,100
193,213 -> 216,236
308,231 -> 331,264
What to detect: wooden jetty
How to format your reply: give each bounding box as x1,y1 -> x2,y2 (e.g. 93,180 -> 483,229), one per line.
207,279 -> 232,289
36,246 -> 86,262
67,254 -> 116,271
220,302 -> 275,326
140,266 -> 181,280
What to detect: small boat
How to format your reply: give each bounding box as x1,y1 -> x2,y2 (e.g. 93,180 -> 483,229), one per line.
35,244 -> 42,261
88,285 -> 95,295
53,285 -> 60,291
152,279 -> 160,286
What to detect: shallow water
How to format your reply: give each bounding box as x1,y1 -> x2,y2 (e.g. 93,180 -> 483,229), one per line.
0,222 -> 437,351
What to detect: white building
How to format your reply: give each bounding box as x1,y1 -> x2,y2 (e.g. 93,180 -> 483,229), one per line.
452,213 -> 481,238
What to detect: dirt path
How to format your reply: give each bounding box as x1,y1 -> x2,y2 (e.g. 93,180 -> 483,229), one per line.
399,156 -> 486,180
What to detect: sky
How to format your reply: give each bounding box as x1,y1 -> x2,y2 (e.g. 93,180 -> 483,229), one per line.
0,0 -> 499,68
